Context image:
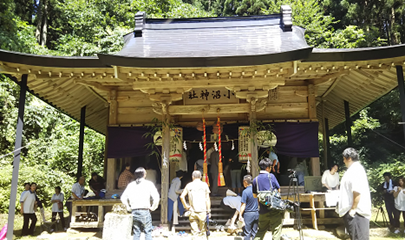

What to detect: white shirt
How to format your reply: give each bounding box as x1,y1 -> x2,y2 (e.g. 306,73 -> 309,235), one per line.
51,193 -> 64,212
168,177 -> 182,201
20,191 -> 36,214
121,178 -> 160,211
338,161 -> 372,219
71,182 -> 84,199
223,196 -> 242,212
394,186 -> 405,211
322,170 -> 340,188
182,179 -> 210,213
20,190 -> 29,202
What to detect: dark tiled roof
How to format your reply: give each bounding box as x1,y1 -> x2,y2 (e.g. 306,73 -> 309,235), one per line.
307,45 -> 405,62
98,14 -> 312,67
0,49 -> 107,68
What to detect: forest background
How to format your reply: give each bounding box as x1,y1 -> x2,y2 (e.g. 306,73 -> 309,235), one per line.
1,0 -> 405,212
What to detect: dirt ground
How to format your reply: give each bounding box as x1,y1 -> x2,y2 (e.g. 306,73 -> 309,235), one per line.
1,211 -> 403,240
7,226 -> 405,240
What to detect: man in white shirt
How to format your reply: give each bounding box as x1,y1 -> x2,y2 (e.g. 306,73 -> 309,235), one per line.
322,164 -> 340,191
67,176 -> 85,220
121,167 -> 160,240
180,170 -> 211,237
71,176 -> 85,200
20,183 -> 30,202
338,148 -> 371,240
20,182 -> 37,236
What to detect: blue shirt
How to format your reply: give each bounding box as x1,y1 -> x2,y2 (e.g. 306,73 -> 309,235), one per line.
269,151 -> 279,164
252,171 -> 280,214
241,185 -> 258,213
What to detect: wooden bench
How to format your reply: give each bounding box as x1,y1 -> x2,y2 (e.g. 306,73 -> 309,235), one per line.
69,199 -> 121,228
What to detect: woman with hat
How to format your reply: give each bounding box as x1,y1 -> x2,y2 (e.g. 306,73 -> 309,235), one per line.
168,170 -> 186,227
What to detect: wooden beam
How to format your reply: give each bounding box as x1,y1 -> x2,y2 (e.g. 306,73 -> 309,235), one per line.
75,80 -> 111,92
168,103 -> 250,115
321,74 -> 343,99
118,107 -> 153,114
310,71 -> 348,85
133,78 -> 285,90
109,89 -> 118,125
308,84 -> 316,119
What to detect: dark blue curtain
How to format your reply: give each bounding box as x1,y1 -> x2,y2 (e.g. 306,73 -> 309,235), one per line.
107,122 -> 319,158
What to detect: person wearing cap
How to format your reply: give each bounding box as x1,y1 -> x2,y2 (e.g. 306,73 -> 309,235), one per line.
239,175 -> 259,240
118,163 -> 134,189
168,170 -> 185,226
252,158 -> 283,240
121,167 -> 160,240
180,170 -> 211,237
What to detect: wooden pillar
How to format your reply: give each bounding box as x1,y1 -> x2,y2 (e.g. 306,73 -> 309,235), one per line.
308,84 -> 320,176
249,100 -> 259,178
308,84 -> 316,119
106,158 -> 116,191
108,89 -> 117,125
310,157 -> 321,176
344,100 -> 353,147
396,65 -> 405,142
7,74 -> 28,240
105,90 -> 118,192
77,106 -> 86,180
161,111 -> 170,225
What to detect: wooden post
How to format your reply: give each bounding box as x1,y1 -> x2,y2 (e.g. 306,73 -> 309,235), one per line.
308,84 -> 316,119
249,99 -> 259,178
7,74 -> 28,240
310,157 -> 321,176
77,106 -> 86,180
161,111 -> 170,225
309,193 -> 318,230
105,90 -> 118,192
396,65 -> 405,142
344,100 -> 353,146
106,158 -> 116,191
109,89 -> 118,125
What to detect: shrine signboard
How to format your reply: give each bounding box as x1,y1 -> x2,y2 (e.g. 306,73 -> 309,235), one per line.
183,88 -> 239,105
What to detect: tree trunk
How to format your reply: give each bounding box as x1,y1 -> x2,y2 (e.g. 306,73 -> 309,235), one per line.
390,7 -> 399,45
41,0 -> 48,46
35,0 -> 43,44
35,0 -> 48,46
